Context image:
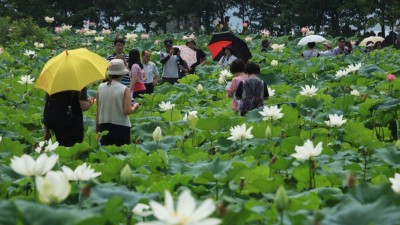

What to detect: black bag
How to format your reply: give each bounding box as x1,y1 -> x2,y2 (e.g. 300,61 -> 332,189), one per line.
43,91 -> 76,129
239,79 -> 264,116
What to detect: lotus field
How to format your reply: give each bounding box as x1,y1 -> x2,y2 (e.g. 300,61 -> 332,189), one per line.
2,29 -> 400,225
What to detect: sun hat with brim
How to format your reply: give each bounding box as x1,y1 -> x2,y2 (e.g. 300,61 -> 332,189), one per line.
107,59 -> 129,75
322,41 -> 331,48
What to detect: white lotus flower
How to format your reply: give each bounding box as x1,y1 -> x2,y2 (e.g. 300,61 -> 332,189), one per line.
183,111 -> 198,122
137,190 -> 221,225
132,203 -> 153,217
44,16 -> 54,23
36,171 -> 71,204
153,126 -> 163,142
61,25 -> 72,31
23,50 -> 36,57
324,114 -> 347,128
291,139 -> 323,161
300,85 -> 318,97
259,105 -> 284,121
271,44 -> 285,52
159,101 -> 175,111
218,76 -> 226,84
196,84 -> 204,92
260,29 -> 270,38
389,173 -> 400,193
245,36 -> 253,42
17,75 -> 35,85
347,63 -> 362,73
335,69 -> 349,78
35,139 -> 59,153
125,33 -> 138,42
220,69 -> 232,78
10,154 -> 58,176
34,42 -> 44,48
61,163 -> 101,181
271,60 -> 278,67
350,89 -> 360,96
227,123 -> 254,141
94,36 -> 104,42
267,87 -> 275,97
0,136 -> 2,142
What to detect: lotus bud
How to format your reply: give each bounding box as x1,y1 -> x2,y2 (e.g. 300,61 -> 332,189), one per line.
275,185 -> 289,212
239,177 -> 246,192
120,164 -> 133,184
152,126 -> 163,142
387,74 -> 396,81
196,84 -> 204,92
347,174 -> 357,188
265,126 -> 272,138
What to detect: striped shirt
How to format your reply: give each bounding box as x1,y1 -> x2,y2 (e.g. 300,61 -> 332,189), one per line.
106,53 -> 130,87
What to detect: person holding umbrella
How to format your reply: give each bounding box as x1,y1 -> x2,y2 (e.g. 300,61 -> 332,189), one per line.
218,46 -> 237,66
44,88 -> 93,147
301,42 -> 320,59
96,59 -> 140,146
186,39 -> 207,73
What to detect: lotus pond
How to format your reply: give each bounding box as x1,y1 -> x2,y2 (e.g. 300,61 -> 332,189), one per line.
1,29 -> 400,225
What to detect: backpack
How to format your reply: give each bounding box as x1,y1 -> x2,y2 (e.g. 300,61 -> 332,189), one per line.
43,91 -> 77,129
239,78 -> 264,116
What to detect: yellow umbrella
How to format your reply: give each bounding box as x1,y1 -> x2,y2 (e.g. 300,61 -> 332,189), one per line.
36,48 -> 109,95
358,36 -> 385,47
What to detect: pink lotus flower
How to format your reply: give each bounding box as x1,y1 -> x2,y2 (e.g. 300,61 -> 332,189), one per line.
83,20 -> 89,24
301,27 -> 309,34
102,29 -> 111,35
89,22 -> 96,27
54,27 -> 63,33
387,74 -> 396,81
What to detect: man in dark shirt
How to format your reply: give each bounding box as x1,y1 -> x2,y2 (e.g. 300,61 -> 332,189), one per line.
186,39 -> 207,73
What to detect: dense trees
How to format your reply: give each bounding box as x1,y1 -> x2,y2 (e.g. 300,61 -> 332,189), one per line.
1,0 -> 399,35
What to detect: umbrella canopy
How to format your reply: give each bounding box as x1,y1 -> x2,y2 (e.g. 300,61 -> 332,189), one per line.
298,35 -> 326,46
207,31 -> 252,62
358,36 -> 385,46
36,48 -> 109,95
176,45 -> 197,67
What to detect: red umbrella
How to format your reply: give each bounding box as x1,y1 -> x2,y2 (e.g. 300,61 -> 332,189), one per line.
208,40 -> 232,59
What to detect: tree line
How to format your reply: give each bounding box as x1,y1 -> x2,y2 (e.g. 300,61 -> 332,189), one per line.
1,0 -> 399,36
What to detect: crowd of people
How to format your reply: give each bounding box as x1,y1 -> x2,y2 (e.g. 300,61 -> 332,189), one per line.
42,27 -> 399,147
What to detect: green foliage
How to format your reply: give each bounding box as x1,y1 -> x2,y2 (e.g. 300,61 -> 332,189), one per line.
10,18 -> 50,43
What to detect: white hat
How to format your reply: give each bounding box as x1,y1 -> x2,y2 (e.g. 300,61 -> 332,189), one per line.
107,59 -> 129,75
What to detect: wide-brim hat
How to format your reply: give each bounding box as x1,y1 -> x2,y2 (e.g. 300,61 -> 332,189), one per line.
322,41 -> 331,48
107,59 -> 129,75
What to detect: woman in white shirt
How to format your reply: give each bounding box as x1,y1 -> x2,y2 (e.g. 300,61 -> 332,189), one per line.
218,46 -> 237,66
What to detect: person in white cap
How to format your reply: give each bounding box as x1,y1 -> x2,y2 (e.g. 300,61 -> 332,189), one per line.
96,59 -> 139,146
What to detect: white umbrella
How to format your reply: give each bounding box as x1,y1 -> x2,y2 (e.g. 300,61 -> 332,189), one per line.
298,35 -> 326,46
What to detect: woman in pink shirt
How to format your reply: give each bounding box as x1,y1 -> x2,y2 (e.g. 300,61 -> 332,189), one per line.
128,49 -> 146,98
226,59 -> 248,112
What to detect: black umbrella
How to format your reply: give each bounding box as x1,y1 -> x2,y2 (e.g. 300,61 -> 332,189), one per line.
207,31 -> 252,62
